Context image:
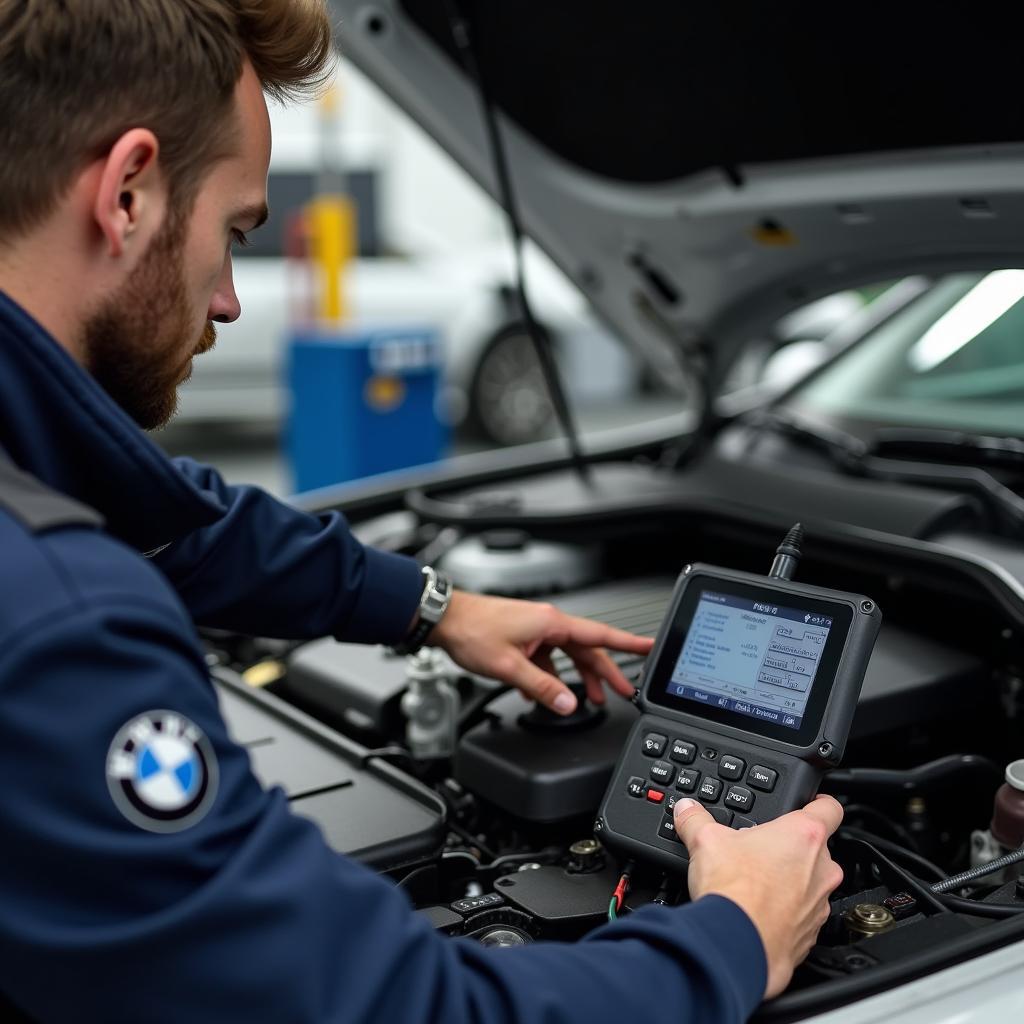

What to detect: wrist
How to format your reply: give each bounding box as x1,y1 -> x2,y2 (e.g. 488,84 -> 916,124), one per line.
427,588 -> 467,648
392,566 -> 454,656
706,885 -> 778,988
681,895 -> 771,1014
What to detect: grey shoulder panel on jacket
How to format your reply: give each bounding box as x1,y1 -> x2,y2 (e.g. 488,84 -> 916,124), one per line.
0,449 -> 103,533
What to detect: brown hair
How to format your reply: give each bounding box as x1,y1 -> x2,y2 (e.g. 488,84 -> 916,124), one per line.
0,0 -> 334,237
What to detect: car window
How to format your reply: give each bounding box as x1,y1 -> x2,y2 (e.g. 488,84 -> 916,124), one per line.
790,270 -> 1024,436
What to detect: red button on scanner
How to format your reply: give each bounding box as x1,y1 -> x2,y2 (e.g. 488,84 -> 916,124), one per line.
646,789 -> 665,804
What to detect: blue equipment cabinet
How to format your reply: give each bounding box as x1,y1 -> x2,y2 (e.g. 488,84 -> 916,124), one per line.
287,326 -> 447,492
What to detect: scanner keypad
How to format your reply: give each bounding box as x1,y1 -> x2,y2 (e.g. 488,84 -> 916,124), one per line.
634,730 -> 785,843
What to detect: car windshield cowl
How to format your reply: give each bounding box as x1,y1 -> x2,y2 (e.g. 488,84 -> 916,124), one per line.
754,410 -> 1024,537
870,427 -> 1024,471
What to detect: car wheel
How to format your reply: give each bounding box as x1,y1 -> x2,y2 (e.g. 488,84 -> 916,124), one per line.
467,323 -> 556,446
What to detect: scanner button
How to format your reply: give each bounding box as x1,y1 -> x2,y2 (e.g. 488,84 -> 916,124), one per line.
650,760 -> 673,784
641,733 -> 667,757
675,768 -> 701,793
698,777 -> 722,803
646,788 -> 665,804
708,807 -> 733,826
658,814 -> 683,843
718,755 -> 745,781
669,739 -> 696,764
733,816 -> 756,830
747,766 -> 778,792
627,776 -> 646,798
724,786 -> 755,813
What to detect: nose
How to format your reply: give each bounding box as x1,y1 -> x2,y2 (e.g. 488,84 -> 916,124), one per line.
208,255 -> 242,324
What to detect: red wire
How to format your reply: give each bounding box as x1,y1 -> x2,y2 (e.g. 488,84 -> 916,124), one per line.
613,874 -> 629,910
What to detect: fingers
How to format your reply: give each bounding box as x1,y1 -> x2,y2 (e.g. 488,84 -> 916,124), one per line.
546,611 -> 655,656
801,794 -> 844,837
673,797 -> 719,850
564,643 -> 636,698
578,667 -> 606,705
535,646 -> 606,706
506,653 -> 577,715
532,650 -> 558,680
524,642 -> 626,711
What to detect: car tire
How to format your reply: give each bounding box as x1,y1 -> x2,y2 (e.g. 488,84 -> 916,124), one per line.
466,323 -> 556,447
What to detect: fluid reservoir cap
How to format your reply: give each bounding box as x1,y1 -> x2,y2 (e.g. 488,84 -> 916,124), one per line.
567,838 -> 605,873
439,536 -> 600,595
991,761 -> 1024,848
843,903 -> 895,938
479,928 -> 529,948
1005,759 -> 1024,791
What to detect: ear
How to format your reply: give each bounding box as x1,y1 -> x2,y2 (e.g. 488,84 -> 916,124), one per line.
92,129 -> 164,260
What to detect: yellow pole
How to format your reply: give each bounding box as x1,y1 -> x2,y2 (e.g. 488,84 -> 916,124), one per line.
308,194 -> 356,325
308,81 -> 357,326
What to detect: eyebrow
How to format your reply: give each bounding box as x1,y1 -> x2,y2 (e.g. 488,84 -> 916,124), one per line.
233,203 -> 270,231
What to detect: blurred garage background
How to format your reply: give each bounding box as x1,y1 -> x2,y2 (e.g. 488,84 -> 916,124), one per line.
156,57 -> 865,497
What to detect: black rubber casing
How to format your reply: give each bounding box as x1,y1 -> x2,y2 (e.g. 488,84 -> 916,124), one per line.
595,564 -> 881,872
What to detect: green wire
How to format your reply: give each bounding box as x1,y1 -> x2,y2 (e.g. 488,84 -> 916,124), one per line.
608,896 -> 618,921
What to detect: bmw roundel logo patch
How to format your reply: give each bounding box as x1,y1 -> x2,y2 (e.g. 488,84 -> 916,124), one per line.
106,711 -> 219,833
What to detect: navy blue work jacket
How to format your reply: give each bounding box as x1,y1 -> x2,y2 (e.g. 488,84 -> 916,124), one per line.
0,291 -> 766,1022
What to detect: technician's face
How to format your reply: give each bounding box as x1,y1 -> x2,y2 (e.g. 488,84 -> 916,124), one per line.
84,62 -> 271,429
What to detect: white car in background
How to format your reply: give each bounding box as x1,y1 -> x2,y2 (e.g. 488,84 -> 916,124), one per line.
179,236 -> 862,446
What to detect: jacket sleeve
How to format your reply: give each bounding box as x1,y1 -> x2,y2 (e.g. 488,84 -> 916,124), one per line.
0,585 -> 766,1024
152,456 -> 423,645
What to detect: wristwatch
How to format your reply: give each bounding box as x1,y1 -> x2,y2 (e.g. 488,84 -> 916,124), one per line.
392,565 -> 454,656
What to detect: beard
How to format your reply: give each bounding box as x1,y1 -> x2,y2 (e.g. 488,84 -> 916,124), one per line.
82,213 -> 217,430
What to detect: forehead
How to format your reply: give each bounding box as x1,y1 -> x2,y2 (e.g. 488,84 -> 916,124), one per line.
234,61 -> 272,175
201,61 -> 272,210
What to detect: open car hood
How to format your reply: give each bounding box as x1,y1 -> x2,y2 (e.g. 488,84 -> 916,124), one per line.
329,1 -> 1024,388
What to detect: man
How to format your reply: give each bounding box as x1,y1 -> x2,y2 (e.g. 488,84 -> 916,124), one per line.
0,2 -> 844,1021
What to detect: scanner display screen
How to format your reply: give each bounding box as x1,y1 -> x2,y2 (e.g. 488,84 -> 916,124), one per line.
668,591 -> 833,731
646,575 -> 853,746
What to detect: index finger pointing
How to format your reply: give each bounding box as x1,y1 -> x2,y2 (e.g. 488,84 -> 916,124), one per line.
554,614 -> 655,654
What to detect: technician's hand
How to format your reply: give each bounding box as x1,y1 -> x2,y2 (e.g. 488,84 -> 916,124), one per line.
674,795 -> 844,1000
429,591 -> 654,714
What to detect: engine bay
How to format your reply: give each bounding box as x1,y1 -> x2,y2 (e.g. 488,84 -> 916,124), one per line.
206,452 -> 1024,1020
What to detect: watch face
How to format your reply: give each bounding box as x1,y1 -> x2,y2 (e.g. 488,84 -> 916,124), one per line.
420,567 -> 453,622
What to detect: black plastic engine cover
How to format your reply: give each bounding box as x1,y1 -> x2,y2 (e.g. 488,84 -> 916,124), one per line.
494,864 -> 621,932
284,639 -> 413,736
214,669 -> 445,872
455,690 -> 640,823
